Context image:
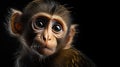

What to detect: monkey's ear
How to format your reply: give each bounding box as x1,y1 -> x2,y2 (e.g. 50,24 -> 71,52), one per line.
64,24 -> 78,49
9,9 -> 23,36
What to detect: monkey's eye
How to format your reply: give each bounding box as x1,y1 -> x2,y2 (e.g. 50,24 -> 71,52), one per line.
52,23 -> 62,32
34,17 -> 49,29
36,20 -> 44,28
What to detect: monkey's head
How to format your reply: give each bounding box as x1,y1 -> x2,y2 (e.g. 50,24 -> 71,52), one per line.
9,0 -> 77,57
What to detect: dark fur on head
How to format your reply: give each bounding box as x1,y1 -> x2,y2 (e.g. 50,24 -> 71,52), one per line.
21,0 -> 72,28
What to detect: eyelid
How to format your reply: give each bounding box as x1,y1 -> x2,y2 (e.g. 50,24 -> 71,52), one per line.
31,20 -> 43,31
52,19 -> 63,29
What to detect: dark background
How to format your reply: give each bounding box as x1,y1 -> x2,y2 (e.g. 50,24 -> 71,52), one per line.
0,0 -> 110,67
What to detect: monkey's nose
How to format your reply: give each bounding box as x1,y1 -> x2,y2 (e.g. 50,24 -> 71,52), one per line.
43,35 -> 51,41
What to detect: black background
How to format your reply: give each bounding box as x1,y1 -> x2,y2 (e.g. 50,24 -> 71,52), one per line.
0,0 -> 110,67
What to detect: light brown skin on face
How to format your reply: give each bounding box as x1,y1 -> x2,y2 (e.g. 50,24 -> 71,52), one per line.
9,10 -> 76,56
31,13 -> 68,56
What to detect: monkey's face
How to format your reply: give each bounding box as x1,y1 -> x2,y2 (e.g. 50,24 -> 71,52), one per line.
26,13 -> 68,56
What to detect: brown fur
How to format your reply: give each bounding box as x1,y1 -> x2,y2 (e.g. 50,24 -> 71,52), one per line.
8,0 -> 96,67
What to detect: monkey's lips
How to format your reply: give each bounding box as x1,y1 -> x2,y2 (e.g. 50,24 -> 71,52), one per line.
31,42 -> 54,56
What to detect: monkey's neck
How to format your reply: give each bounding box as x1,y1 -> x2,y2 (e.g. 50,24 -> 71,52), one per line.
17,47 -> 95,67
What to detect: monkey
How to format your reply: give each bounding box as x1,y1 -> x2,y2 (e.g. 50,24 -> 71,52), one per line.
7,0 -> 96,67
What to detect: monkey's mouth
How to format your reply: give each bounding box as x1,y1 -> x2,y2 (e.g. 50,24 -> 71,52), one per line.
31,42 -> 54,56
31,42 -> 46,52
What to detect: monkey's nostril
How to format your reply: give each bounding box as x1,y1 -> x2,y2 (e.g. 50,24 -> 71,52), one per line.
43,36 -> 46,41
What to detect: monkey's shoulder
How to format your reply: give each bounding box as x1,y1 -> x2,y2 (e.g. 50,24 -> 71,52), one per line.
52,47 -> 96,67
